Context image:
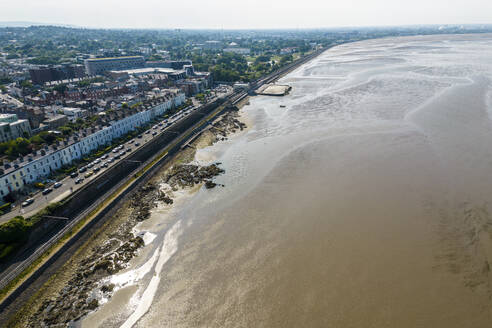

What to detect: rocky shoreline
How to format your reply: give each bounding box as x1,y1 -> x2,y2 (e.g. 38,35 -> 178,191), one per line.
23,110 -> 247,327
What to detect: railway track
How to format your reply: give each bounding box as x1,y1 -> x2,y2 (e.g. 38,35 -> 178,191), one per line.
0,46 -> 328,324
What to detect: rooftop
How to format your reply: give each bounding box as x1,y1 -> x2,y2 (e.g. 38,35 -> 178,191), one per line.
85,56 -> 144,62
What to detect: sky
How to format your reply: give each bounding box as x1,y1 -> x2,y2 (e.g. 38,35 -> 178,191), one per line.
1,0 -> 491,29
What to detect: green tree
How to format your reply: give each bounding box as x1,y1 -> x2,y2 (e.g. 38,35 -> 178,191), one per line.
20,80 -> 33,89
0,216 -> 31,244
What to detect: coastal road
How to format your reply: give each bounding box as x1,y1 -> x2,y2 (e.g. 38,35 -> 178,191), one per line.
0,48 -> 322,325
0,89 -> 232,224
0,87 -> 239,327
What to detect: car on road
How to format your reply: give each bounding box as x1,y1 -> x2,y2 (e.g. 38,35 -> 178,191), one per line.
87,163 -> 94,168
137,134 -> 143,138
114,153 -> 120,160
145,130 -> 150,134
85,171 -> 94,178
108,157 -> 115,163
94,159 -> 101,164
112,148 -> 119,153
79,166 -> 87,173
42,188 -> 53,195
75,178 -> 84,184
21,198 -> 34,207
53,182 -> 63,189
152,131 -> 157,136
102,162 -> 109,168
135,142 -> 140,147
102,154 -> 108,160
126,148 -> 131,153
93,166 -> 101,172
119,151 -> 126,157
128,140 -> 134,144
70,172 -> 79,178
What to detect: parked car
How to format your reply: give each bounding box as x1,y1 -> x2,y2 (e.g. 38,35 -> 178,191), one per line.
21,198 -> 34,207
75,178 -> 84,184
79,166 -> 87,173
85,171 -> 94,178
42,188 -> 53,195
70,172 -> 79,178
53,182 -> 63,189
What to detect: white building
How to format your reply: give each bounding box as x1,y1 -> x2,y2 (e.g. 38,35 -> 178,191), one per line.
203,41 -> 222,49
224,48 -> 251,55
63,107 -> 88,122
0,114 -> 32,143
0,91 -> 185,199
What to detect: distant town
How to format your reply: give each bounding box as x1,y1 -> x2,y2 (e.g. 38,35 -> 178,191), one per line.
0,24 -> 490,213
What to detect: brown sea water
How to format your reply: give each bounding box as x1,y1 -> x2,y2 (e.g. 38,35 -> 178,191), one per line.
83,34 -> 492,327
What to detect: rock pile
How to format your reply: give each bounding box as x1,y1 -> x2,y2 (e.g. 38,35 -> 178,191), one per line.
30,235 -> 144,326
212,111 -> 247,138
165,163 -> 225,190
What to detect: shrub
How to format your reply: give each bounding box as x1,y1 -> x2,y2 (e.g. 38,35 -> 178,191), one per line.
0,244 -> 16,261
0,216 -> 31,244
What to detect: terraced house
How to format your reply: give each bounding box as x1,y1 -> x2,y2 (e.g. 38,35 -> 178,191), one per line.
0,91 -> 185,199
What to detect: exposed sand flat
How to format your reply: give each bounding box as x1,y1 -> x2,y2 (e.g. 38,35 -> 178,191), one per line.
77,34 -> 492,328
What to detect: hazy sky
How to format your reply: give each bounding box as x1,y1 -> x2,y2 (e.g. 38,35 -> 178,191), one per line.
1,0 -> 491,29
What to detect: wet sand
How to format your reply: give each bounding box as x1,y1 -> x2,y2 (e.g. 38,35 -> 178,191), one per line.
75,34 -> 492,327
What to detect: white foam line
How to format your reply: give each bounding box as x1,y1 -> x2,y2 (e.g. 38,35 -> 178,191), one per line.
120,220 -> 182,328
110,247 -> 159,288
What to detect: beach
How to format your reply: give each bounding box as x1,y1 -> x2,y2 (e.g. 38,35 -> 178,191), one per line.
18,33 -> 492,327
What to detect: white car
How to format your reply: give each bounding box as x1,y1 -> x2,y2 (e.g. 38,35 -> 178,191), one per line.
22,198 -> 34,207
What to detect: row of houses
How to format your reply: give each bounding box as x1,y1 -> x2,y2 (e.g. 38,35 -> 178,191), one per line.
0,92 -> 185,199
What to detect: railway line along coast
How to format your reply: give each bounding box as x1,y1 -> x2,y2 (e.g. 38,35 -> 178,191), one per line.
0,46 -> 328,327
